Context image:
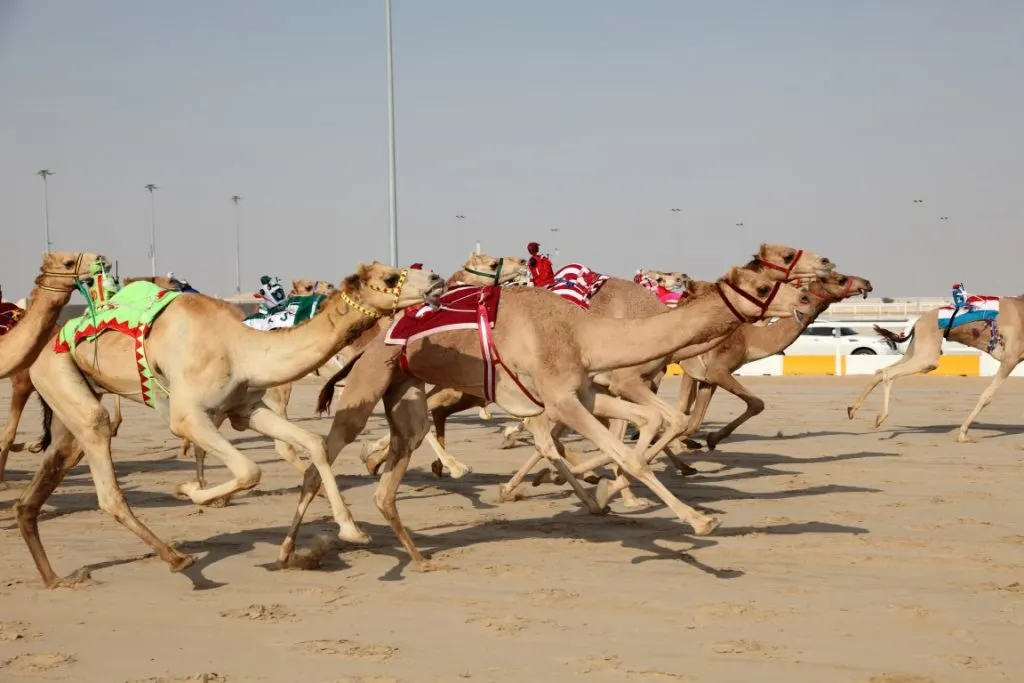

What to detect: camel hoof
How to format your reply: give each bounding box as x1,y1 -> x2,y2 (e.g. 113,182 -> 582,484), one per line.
706,435 -> 722,451
430,459 -> 446,479
582,473 -> 601,485
449,464 -> 472,479
846,406 -> 856,420
0,481 -> 8,492
956,435 -> 975,444
499,437 -> 518,450
50,567 -> 95,589
873,415 -> 886,429
169,554 -> 196,573
414,558 -> 449,573
683,438 -> 703,451
594,479 -> 615,510
531,468 -> 555,487
691,516 -> 721,537
338,526 -> 372,546
498,484 -> 522,503
621,496 -> 652,510
174,481 -> 201,499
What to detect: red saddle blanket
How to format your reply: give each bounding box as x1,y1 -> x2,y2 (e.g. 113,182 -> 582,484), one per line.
545,263 -> 609,309
384,285 -> 501,345
0,302 -> 24,337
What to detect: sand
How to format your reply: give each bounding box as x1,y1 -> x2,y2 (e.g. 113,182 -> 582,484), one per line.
1,375 -> 1022,683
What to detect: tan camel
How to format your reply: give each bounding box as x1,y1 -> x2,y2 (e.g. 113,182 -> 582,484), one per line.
188,253 -> 530,488
672,272 -> 873,451
284,263 -> 814,571
370,246 -> 832,494
1,274 -> 249,485
847,296 -> 1024,442
14,263 -> 444,587
290,279 -> 335,296
0,252 -> 103,379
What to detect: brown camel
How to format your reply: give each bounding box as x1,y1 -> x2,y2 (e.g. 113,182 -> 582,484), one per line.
0,252 -> 103,379
847,295 -> 1024,442
284,263 -> 813,571
14,263 -> 444,587
672,271 -> 873,451
188,253 -> 530,489
369,246 -> 833,497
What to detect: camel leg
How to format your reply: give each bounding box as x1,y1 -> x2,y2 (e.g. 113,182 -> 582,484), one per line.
279,349 -> 395,565
678,373 -> 696,415
956,356 -> 1021,443
0,370 -> 35,489
499,451 -> 544,501
109,394 -> 122,437
373,379 -> 434,568
15,418 -> 92,587
847,331 -> 939,427
25,361 -> 193,583
700,372 -> 763,450
170,405 -> 264,507
553,393 -> 718,534
267,383 -> 305,474
426,392 -> 478,478
500,420 -> 526,449
238,402 -> 368,545
521,414 -> 605,514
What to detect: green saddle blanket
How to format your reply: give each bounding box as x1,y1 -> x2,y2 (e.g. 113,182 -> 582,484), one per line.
55,281 -> 182,408
243,294 -> 326,331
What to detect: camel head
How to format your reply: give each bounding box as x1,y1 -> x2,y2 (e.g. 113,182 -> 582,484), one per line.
37,252 -> 106,292
810,271 -> 873,302
291,279 -> 335,296
718,266 -> 813,324
749,244 -> 834,283
459,253 -> 530,286
646,269 -> 692,292
343,262 -> 444,317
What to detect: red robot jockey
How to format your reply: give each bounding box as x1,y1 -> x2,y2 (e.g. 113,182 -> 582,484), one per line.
527,242 -> 555,288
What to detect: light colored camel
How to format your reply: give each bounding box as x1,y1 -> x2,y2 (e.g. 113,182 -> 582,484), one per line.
189,253 -> 530,489
286,264 -> 813,571
13,263 -> 444,587
369,246 -> 833,499
847,296 -> 1024,442
1,274 -> 248,482
0,252 -> 103,379
290,279 -> 336,296
673,272 -> 873,451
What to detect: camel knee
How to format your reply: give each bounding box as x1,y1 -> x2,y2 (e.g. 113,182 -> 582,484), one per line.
749,398 -> 765,414
235,464 -> 262,490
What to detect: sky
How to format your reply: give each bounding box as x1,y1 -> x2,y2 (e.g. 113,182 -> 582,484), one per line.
2,0 -> 1022,300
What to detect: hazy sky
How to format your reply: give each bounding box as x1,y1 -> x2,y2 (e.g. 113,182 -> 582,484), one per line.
2,0 -> 1022,300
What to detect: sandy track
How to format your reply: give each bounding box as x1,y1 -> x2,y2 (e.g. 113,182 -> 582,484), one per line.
1,375 -> 1022,682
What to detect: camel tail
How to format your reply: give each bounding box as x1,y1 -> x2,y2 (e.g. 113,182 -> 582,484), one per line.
315,362 -> 358,415
874,324 -> 912,345
37,395 -> 53,452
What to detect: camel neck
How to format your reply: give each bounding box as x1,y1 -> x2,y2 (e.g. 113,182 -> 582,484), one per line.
739,292 -> 833,362
0,286 -> 73,378
577,288 -> 753,373
238,289 -> 380,389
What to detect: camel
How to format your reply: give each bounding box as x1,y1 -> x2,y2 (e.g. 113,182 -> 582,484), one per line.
672,271 -> 873,451
290,279 -> 335,297
14,263 -> 444,587
847,294 -> 1024,442
186,253 -> 530,488
284,262 -> 814,571
639,269 -> 691,292
366,246 -> 832,495
1,273 -> 250,488
0,252 -> 103,379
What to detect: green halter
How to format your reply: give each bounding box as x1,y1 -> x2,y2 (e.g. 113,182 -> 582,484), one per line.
465,257 -> 504,285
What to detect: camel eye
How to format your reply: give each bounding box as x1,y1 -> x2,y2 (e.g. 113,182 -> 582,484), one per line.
782,253 -> 794,264
757,285 -> 770,297
384,274 -> 399,288
839,277 -> 848,284
63,259 -> 75,268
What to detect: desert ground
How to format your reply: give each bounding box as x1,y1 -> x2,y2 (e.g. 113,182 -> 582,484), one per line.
1,375 -> 1022,683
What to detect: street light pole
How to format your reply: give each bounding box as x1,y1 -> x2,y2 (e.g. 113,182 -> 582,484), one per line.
385,0 -> 399,266
145,184 -> 158,276
36,169 -> 54,253
231,195 -> 243,295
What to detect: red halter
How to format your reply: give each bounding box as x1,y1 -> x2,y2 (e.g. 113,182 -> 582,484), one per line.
716,279 -> 782,323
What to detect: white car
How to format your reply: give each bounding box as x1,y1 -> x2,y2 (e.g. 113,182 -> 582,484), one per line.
782,323 -> 900,356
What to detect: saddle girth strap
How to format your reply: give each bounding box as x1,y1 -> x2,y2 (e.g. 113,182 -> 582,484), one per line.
476,298 -> 543,408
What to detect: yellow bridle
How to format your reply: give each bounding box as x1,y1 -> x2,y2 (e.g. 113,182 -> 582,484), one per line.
341,268 -> 409,320
35,253 -> 88,293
